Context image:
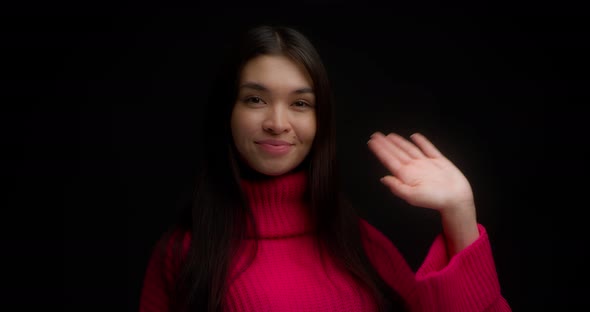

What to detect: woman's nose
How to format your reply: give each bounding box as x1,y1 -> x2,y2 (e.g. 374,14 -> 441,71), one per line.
262,107 -> 291,134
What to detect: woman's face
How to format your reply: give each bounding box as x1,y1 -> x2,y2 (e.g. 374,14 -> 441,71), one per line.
231,55 -> 317,176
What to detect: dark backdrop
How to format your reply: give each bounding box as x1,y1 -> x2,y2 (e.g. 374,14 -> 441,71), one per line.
6,1 -> 580,311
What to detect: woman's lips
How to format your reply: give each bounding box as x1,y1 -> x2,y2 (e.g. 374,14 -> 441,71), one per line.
255,142 -> 293,155
256,139 -> 292,146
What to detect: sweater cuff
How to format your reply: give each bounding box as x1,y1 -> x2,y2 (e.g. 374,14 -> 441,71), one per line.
411,224 -> 502,311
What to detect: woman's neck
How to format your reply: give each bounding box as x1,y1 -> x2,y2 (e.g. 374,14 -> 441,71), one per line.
236,157 -> 308,181
239,167 -> 312,239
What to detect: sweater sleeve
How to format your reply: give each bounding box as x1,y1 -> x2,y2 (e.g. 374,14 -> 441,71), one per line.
360,219 -> 511,312
139,230 -> 188,312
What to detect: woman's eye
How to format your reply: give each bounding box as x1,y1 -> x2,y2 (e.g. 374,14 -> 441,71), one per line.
245,96 -> 264,104
293,101 -> 311,108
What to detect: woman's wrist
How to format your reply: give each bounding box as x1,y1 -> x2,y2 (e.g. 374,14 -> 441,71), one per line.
440,203 -> 479,257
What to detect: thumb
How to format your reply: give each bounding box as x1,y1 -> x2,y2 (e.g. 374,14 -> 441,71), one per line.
380,175 -> 412,200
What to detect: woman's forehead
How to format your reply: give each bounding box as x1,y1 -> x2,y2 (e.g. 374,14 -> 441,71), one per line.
239,55 -> 313,94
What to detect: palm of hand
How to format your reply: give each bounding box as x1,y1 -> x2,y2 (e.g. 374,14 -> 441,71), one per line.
367,132 -> 474,212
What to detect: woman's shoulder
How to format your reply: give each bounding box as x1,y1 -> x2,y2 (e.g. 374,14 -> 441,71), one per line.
160,227 -> 191,252
357,218 -> 417,295
141,227 -> 191,304
358,218 -> 393,246
149,227 -> 192,266
358,218 -> 405,258
358,217 -> 414,266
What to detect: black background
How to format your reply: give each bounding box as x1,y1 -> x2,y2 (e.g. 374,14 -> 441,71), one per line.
4,1 -> 584,311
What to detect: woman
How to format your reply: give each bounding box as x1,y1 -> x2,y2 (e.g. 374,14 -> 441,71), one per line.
139,25 -> 511,312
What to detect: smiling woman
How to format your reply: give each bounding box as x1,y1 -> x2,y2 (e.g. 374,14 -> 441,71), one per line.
139,25 -> 512,312
231,55 -> 317,176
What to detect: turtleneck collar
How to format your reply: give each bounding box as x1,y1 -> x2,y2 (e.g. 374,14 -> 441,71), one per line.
239,169 -> 313,239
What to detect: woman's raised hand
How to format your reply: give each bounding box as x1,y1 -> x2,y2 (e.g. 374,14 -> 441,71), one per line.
367,132 -> 475,215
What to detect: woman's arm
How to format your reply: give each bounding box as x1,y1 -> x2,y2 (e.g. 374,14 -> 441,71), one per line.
139,239 -> 172,312
361,219 -> 511,312
367,132 -> 482,256
440,202 -> 479,258
365,132 -> 511,311
139,230 -> 187,312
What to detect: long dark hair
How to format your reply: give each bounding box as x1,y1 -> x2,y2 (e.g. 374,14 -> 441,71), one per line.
161,25 -> 404,311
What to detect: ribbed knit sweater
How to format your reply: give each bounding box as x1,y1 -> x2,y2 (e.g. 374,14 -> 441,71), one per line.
140,170 -> 511,311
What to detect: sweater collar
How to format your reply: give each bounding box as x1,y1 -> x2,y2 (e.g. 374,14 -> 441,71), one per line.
240,169 -> 313,239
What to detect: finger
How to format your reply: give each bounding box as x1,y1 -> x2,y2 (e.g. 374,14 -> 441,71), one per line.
380,175 -> 413,200
385,133 -> 425,159
368,134 -> 404,175
371,132 -> 412,163
410,133 -> 443,158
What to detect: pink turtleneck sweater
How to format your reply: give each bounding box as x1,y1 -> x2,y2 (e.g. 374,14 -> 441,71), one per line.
139,170 -> 511,311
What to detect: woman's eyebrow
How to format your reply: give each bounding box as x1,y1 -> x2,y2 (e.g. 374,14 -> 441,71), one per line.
239,82 -> 314,95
